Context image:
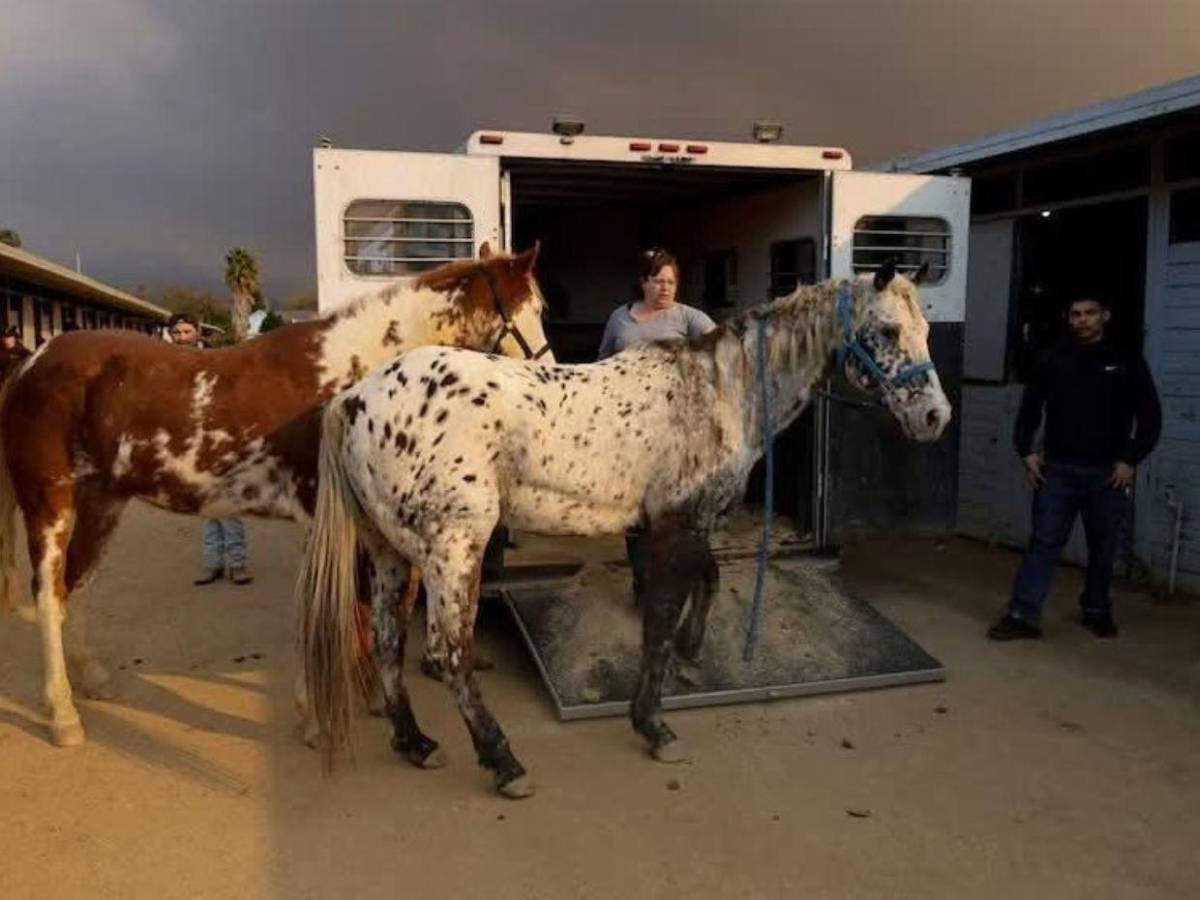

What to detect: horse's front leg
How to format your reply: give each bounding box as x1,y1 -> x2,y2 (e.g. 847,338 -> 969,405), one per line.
630,525 -> 700,764
429,542 -> 532,798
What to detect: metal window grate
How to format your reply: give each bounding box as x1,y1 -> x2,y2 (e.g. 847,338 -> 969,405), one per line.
343,199 -> 474,276
852,216 -> 950,284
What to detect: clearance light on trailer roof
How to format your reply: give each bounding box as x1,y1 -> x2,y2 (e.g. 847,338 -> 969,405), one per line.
658,143 -> 680,152
822,149 -> 844,160
479,133 -> 504,145
629,141 -> 652,152
686,144 -> 708,154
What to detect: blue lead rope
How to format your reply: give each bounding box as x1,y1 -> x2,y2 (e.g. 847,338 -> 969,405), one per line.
742,317 -> 774,663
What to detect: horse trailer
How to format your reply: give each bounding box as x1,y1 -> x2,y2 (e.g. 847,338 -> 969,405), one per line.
312,130 -> 971,546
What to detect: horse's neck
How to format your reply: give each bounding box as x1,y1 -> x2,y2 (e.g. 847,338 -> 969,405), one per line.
315,284 -> 458,392
719,283 -> 847,448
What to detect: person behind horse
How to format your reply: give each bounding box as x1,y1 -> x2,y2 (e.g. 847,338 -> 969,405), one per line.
597,248 -> 717,598
166,312 -> 254,586
2,325 -> 30,360
988,296 -> 1161,642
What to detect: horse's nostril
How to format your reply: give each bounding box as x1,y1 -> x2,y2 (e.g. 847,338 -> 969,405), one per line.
926,408 -> 942,429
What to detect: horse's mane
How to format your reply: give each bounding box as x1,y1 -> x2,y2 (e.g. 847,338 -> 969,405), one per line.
414,258 -> 485,293
628,279 -> 851,404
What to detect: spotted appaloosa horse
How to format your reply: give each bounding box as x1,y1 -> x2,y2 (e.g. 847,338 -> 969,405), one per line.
299,262 -> 951,797
0,246 -> 551,748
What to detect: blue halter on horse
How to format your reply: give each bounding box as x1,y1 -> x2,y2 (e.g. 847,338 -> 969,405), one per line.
835,284 -> 933,392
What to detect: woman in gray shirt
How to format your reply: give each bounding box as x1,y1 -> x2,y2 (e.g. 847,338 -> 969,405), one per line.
596,248 -> 716,359
598,248 -> 717,601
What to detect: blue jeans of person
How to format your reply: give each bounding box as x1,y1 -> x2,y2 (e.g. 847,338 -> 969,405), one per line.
626,530 -> 647,595
1009,462 -> 1130,624
202,518 -> 247,571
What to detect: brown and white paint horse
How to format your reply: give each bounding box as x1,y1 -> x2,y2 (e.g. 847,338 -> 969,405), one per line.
0,246 -> 551,747
299,263 -> 952,797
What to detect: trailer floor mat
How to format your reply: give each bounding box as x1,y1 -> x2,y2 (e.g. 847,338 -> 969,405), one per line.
503,553 -> 944,720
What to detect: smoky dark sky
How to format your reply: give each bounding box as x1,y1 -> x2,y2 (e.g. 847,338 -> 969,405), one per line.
3,0 -> 1198,301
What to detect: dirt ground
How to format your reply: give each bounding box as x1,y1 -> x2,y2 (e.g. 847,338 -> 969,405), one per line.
1,503 -> 1198,900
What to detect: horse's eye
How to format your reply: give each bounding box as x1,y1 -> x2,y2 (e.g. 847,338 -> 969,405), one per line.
880,325 -> 901,343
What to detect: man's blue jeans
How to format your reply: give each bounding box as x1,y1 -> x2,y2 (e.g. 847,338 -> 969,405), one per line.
1009,462 -> 1130,624
202,518 -> 247,571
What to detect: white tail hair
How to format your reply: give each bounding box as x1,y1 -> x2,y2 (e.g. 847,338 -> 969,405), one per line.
297,400 -> 372,769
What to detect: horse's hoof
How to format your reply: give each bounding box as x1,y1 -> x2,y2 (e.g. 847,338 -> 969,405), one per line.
497,773 -> 536,799
80,661 -> 118,701
51,720 -> 86,747
652,740 -> 690,764
674,661 -> 702,688
416,746 -> 447,769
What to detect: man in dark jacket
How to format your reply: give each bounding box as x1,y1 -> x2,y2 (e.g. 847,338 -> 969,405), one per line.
988,297 -> 1161,641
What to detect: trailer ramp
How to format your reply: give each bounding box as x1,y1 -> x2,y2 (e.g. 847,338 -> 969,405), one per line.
501,551 -> 943,721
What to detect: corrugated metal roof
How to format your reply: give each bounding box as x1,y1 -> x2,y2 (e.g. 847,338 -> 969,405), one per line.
0,242 -> 170,319
875,73 -> 1200,174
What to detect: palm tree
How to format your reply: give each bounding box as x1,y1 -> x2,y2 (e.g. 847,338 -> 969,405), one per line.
224,247 -> 260,341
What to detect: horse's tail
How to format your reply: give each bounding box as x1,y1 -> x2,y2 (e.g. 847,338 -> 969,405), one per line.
0,370 -> 23,614
298,399 -> 371,770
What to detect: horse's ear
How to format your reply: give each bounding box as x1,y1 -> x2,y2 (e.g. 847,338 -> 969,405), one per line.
873,259 -> 897,291
514,241 -> 540,274
910,261 -> 930,285
479,241 -> 493,259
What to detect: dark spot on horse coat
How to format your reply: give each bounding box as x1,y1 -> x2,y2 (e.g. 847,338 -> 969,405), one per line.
343,395 -> 367,425
435,409 -> 449,424
463,474 -> 477,483
440,373 -> 459,387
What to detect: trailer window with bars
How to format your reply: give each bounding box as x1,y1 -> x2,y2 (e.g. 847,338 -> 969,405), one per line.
343,199 -> 474,276
852,216 -> 950,284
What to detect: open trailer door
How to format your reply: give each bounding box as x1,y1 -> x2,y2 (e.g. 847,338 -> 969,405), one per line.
815,171 -> 971,546
313,148 -> 500,311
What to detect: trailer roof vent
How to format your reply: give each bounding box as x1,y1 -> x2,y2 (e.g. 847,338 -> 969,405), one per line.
552,115 -> 585,137
752,121 -> 783,143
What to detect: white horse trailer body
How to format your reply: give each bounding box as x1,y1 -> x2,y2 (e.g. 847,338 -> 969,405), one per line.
313,130 -> 970,545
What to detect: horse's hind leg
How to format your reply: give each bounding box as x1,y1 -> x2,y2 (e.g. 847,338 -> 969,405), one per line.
674,539 -> 719,665
62,490 -> 127,700
631,524 -> 702,764
364,541 -> 444,768
28,503 -> 85,746
428,540 -> 532,798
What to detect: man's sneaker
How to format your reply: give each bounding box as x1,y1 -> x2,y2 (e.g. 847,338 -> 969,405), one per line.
228,566 -> 254,586
987,615 -> 1042,641
194,568 -> 223,586
1081,612 -> 1119,638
